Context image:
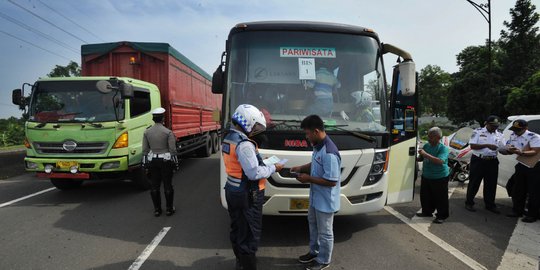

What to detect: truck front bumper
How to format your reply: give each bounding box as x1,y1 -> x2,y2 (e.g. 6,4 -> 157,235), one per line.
24,156 -> 129,175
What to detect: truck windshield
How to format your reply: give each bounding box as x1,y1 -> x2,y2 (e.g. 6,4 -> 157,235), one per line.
227,31 -> 387,132
29,80 -> 125,123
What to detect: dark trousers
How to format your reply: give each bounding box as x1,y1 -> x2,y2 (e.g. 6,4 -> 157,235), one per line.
149,159 -> 174,193
466,155 -> 499,208
420,176 -> 449,219
511,163 -> 529,215
518,163 -> 540,218
226,188 -> 264,269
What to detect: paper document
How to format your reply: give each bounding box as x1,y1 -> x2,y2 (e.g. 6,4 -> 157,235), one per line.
263,156 -> 287,166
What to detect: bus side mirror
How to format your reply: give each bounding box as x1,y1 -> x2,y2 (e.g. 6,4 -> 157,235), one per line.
120,82 -> 134,99
12,89 -> 22,106
397,61 -> 416,96
212,64 -> 224,94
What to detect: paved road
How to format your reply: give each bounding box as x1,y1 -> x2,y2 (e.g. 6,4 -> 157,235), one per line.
0,154 -> 538,270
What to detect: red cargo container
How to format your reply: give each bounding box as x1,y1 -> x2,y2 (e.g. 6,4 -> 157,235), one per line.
81,41 -> 221,156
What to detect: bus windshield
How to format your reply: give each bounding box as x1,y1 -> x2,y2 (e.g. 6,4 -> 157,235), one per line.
227,31 -> 387,132
29,80 -> 124,123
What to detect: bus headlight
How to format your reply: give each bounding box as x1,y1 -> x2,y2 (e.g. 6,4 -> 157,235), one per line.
363,150 -> 388,186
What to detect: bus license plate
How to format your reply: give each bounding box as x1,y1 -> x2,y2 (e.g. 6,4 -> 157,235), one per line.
290,199 -> 309,210
56,161 -> 78,169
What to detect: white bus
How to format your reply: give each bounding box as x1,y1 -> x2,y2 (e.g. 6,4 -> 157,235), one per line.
212,21 -> 418,215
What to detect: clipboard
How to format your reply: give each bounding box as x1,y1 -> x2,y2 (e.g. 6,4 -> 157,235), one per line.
516,144 -> 540,168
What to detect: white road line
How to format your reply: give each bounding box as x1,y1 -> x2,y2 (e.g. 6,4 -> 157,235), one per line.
385,206 -> 487,270
128,227 -> 171,270
497,220 -> 540,270
0,187 -> 56,208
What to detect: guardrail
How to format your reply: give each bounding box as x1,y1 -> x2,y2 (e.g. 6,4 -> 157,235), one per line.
0,149 -> 26,179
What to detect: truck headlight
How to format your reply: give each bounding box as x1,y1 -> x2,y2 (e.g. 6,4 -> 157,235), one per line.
70,166 -> 78,174
26,161 -> 38,169
101,161 -> 120,169
44,164 -> 54,173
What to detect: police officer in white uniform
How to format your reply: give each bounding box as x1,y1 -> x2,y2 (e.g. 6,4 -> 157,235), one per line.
465,115 -> 506,213
501,119 -> 540,222
142,108 -> 179,217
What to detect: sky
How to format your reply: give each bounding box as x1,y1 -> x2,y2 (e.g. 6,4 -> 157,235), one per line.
0,0 -> 522,118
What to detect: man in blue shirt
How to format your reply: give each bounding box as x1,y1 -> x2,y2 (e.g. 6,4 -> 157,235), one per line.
291,115 -> 341,270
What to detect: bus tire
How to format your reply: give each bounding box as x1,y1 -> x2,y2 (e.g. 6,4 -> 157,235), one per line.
131,168 -> 151,190
50,178 -> 83,190
211,132 -> 220,154
196,135 -> 212,158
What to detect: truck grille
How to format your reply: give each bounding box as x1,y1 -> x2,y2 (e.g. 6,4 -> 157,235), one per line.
33,141 -> 109,154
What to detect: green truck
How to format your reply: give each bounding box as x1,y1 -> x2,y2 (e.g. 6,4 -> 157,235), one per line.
12,42 -> 221,190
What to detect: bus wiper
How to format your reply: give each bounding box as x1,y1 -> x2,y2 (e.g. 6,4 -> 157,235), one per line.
325,125 -> 376,143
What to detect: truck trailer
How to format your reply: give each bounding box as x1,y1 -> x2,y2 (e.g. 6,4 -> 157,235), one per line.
12,41 -> 221,190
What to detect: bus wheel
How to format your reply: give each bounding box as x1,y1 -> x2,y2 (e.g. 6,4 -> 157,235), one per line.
196,135 -> 212,158
211,132 -> 220,154
131,168 -> 151,190
50,178 -> 83,190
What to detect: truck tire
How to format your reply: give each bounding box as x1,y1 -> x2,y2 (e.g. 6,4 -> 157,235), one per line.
50,178 -> 83,190
196,135 -> 212,158
131,168 -> 151,190
211,132 -> 220,154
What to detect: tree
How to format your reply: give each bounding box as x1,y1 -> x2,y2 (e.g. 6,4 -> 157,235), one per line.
418,65 -> 451,117
47,61 -> 81,77
446,44 -> 504,125
0,117 -> 25,147
499,0 -> 540,88
505,70 -> 540,114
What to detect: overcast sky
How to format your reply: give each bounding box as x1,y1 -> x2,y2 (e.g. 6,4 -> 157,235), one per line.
0,0 -> 521,118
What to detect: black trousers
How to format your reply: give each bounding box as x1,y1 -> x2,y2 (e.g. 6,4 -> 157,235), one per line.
149,159 -> 174,193
513,162 -> 540,218
420,176 -> 449,219
466,155 -> 499,208
226,188 -> 264,257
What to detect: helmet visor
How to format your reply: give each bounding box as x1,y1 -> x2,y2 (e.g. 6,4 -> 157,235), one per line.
249,122 -> 266,137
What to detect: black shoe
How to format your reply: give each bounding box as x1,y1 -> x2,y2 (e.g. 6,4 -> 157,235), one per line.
465,205 -> 476,212
415,212 -> 433,218
298,252 -> 317,264
521,216 -> 538,223
433,218 -> 445,224
166,207 -> 176,216
154,208 -> 162,217
306,261 -> 330,270
486,207 -> 500,214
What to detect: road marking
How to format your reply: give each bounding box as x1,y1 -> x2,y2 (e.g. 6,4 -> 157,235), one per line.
0,187 -> 56,208
385,206 -> 487,270
497,219 -> 540,269
128,227 -> 171,270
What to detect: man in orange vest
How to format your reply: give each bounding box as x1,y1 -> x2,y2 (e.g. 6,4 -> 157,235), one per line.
222,104 -> 283,270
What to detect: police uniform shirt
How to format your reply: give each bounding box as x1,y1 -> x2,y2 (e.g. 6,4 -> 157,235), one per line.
142,123 -> 177,155
469,127 -> 506,157
506,130 -> 540,151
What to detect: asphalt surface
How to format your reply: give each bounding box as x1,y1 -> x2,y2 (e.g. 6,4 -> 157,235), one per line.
0,154 -> 537,270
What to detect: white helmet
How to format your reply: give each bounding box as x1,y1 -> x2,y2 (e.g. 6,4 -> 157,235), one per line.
232,104 -> 267,136
351,91 -> 373,107
152,107 -> 166,115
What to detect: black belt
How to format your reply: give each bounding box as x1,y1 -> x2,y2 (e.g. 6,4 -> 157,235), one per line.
474,154 -> 497,160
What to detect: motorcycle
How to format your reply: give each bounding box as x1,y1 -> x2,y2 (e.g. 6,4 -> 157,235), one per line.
443,127 -> 474,183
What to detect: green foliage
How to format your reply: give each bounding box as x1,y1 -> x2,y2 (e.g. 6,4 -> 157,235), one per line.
418,65 -> 451,117
505,71 -> 540,114
0,117 -> 25,147
47,61 -> 81,77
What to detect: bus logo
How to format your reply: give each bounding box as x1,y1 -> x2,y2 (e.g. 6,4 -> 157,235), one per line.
284,139 -> 308,148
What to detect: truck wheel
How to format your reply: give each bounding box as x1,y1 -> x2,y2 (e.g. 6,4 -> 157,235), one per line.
50,178 -> 83,190
131,168 -> 151,190
211,132 -> 220,154
196,135 -> 212,158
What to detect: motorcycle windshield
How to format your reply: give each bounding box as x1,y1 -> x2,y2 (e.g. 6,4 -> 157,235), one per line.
449,127 -> 474,150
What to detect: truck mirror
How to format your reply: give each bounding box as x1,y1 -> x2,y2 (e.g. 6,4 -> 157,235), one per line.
96,80 -> 113,94
120,82 -> 134,98
212,64 -> 224,94
12,89 -> 22,106
397,61 -> 416,96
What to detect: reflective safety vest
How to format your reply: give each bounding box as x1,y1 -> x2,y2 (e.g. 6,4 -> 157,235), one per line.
222,130 -> 266,192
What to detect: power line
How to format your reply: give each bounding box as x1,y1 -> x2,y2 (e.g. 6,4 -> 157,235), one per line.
0,30 -> 72,61
0,11 -> 79,54
36,0 -> 105,42
7,0 -> 88,43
